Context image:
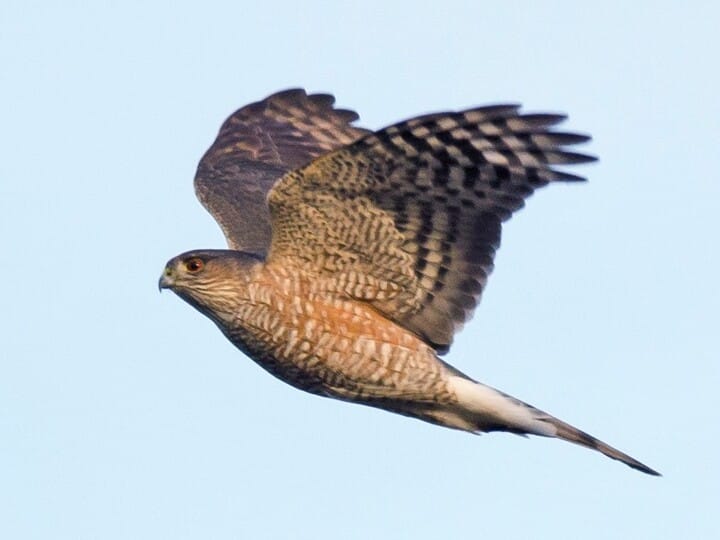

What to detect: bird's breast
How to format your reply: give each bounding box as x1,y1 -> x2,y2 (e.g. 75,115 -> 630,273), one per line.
220,268 -> 451,402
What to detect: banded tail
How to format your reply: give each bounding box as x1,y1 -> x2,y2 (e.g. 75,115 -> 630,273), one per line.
448,376 -> 660,476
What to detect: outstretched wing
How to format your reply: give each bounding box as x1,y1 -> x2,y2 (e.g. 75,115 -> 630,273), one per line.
267,104 -> 595,354
194,89 -> 370,254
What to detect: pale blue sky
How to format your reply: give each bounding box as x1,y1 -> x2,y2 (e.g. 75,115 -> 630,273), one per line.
1,1 -> 718,539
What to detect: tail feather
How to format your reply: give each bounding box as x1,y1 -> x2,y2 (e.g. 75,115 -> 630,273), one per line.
448,376 -> 660,476
541,415 -> 661,476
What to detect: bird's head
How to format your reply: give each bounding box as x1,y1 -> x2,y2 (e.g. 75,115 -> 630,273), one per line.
159,249 -> 263,322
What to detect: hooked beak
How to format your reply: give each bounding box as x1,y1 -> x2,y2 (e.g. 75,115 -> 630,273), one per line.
158,267 -> 174,292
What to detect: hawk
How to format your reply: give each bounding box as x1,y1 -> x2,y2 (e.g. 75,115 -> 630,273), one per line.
159,89 -> 658,475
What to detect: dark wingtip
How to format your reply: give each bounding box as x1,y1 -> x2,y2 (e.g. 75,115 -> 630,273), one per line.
517,112 -> 568,127
272,88 -> 307,99
553,132 -> 593,145
472,103 -> 523,116
555,151 -> 598,164
549,169 -> 590,182
308,92 -> 336,106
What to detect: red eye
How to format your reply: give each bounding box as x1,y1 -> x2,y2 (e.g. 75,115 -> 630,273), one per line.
184,257 -> 204,273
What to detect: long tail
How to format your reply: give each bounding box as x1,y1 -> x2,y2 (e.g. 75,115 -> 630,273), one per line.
542,414 -> 660,475
448,376 -> 660,476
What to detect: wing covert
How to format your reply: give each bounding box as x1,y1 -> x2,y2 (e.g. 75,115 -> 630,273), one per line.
194,89 -> 369,254
267,104 -> 596,353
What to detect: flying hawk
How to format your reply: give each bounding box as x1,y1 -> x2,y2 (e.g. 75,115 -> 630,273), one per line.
160,89 -> 659,475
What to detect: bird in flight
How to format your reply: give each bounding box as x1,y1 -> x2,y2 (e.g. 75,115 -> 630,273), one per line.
160,89 -> 659,476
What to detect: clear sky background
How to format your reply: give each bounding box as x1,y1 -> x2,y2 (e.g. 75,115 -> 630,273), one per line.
1,1 -> 718,539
